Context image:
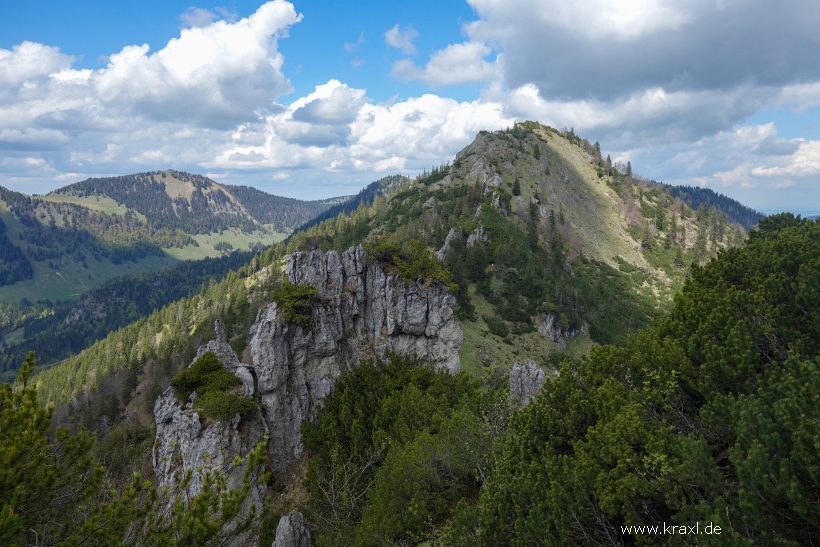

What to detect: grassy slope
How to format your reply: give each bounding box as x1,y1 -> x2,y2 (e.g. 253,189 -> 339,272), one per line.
0,203 -> 178,303
41,193 -> 148,221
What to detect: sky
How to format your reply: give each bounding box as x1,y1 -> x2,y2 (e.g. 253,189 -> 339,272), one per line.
1,0 -> 820,214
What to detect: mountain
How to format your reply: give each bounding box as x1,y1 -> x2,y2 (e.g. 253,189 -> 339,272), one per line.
52,169 -> 344,236
0,172 -> 347,302
17,122 -> 786,547
292,174 -> 408,233
665,184 -> 764,229
0,179 -> 402,378
223,184 -> 351,233
33,121 -> 761,407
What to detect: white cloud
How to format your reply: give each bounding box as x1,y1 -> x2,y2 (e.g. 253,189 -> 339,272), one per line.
384,24 -> 419,55
180,7 -> 220,28
391,42 -> 495,87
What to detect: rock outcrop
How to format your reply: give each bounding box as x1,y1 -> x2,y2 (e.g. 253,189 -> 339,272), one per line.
152,245 -> 463,543
152,323 -> 267,545
466,226 -> 488,247
510,359 -> 545,407
271,510 -> 311,547
537,312 -> 588,348
437,228 -> 459,261
249,245 -> 463,472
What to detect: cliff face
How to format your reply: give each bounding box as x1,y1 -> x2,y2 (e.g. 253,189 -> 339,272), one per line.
249,245 -> 462,472
152,245 -> 463,530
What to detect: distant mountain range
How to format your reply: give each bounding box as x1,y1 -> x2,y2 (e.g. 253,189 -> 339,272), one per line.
0,171 -> 348,301
51,170 -> 344,235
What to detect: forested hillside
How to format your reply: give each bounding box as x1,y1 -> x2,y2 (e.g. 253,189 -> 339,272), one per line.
0,250 -> 256,381
0,218 -> 33,285
11,214 -> 814,545
294,174 -> 407,233
55,170 -> 344,235
666,184 -> 764,229
224,184 -> 344,233
31,122 -> 756,409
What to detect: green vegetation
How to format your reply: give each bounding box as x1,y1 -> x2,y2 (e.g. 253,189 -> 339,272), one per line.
31,242 -> 286,410
224,184 -> 342,233
468,215 -> 820,545
364,236 -> 457,292
271,282 -> 319,324
54,171 -> 259,235
0,250 -> 255,379
0,218 -> 32,285
301,353 -> 504,546
0,352 -> 268,546
171,352 -> 254,420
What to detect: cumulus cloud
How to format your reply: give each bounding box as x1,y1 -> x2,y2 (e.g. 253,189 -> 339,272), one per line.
465,0 -> 820,101
209,80 -> 512,178
0,0 -> 302,147
384,24 -> 419,55
391,42 -> 495,87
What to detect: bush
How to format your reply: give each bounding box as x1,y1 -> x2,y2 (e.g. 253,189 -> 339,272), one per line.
364,236 -> 457,292
170,352 -> 239,401
483,315 -> 509,338
196,391 -> 255,421
271,282 -> 319,324
170,352 -> 254,420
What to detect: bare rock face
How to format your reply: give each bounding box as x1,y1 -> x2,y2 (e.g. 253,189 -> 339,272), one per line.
437,228 -> 459,261
510,359 -> 546,407
249,245 -> 463,472
466,226 -> 488,247
152,322 -> 266,545
271,510 -> 311,547
537,312 -> 588,348
152,246 -> 463,543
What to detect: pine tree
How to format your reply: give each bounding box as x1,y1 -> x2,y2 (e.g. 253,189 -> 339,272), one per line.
512,178 -> 521,196
673,246 -> 684,267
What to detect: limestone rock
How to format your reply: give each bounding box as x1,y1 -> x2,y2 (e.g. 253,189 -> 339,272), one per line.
537,312 -> 588,348
466,226 -> 488,247
510,360 -> 545,407
249,245 -> 462,472
437,228 -> 459,261
152,322 -> 266,546
271,510 -> 311,547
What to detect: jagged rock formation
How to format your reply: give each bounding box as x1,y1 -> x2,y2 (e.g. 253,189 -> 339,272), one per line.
466,226 -> 488,247
510,359 -> 546,407
249,245 -> 462,472
152,321 -> 267,546
537,312 -> 588,348
152,245 -> 464,531
271,510 -> 311,547
437,228 -> 459,261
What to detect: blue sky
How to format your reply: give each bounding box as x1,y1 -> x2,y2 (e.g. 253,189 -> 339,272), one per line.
1,0 -> 819,215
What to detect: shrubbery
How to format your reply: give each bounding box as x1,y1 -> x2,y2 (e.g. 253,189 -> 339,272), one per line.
301,353 -> 504,546
271,281 -> 319,324
364,236 -> 457,292
473,215 -> 820,545
170,352 -> 254,420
